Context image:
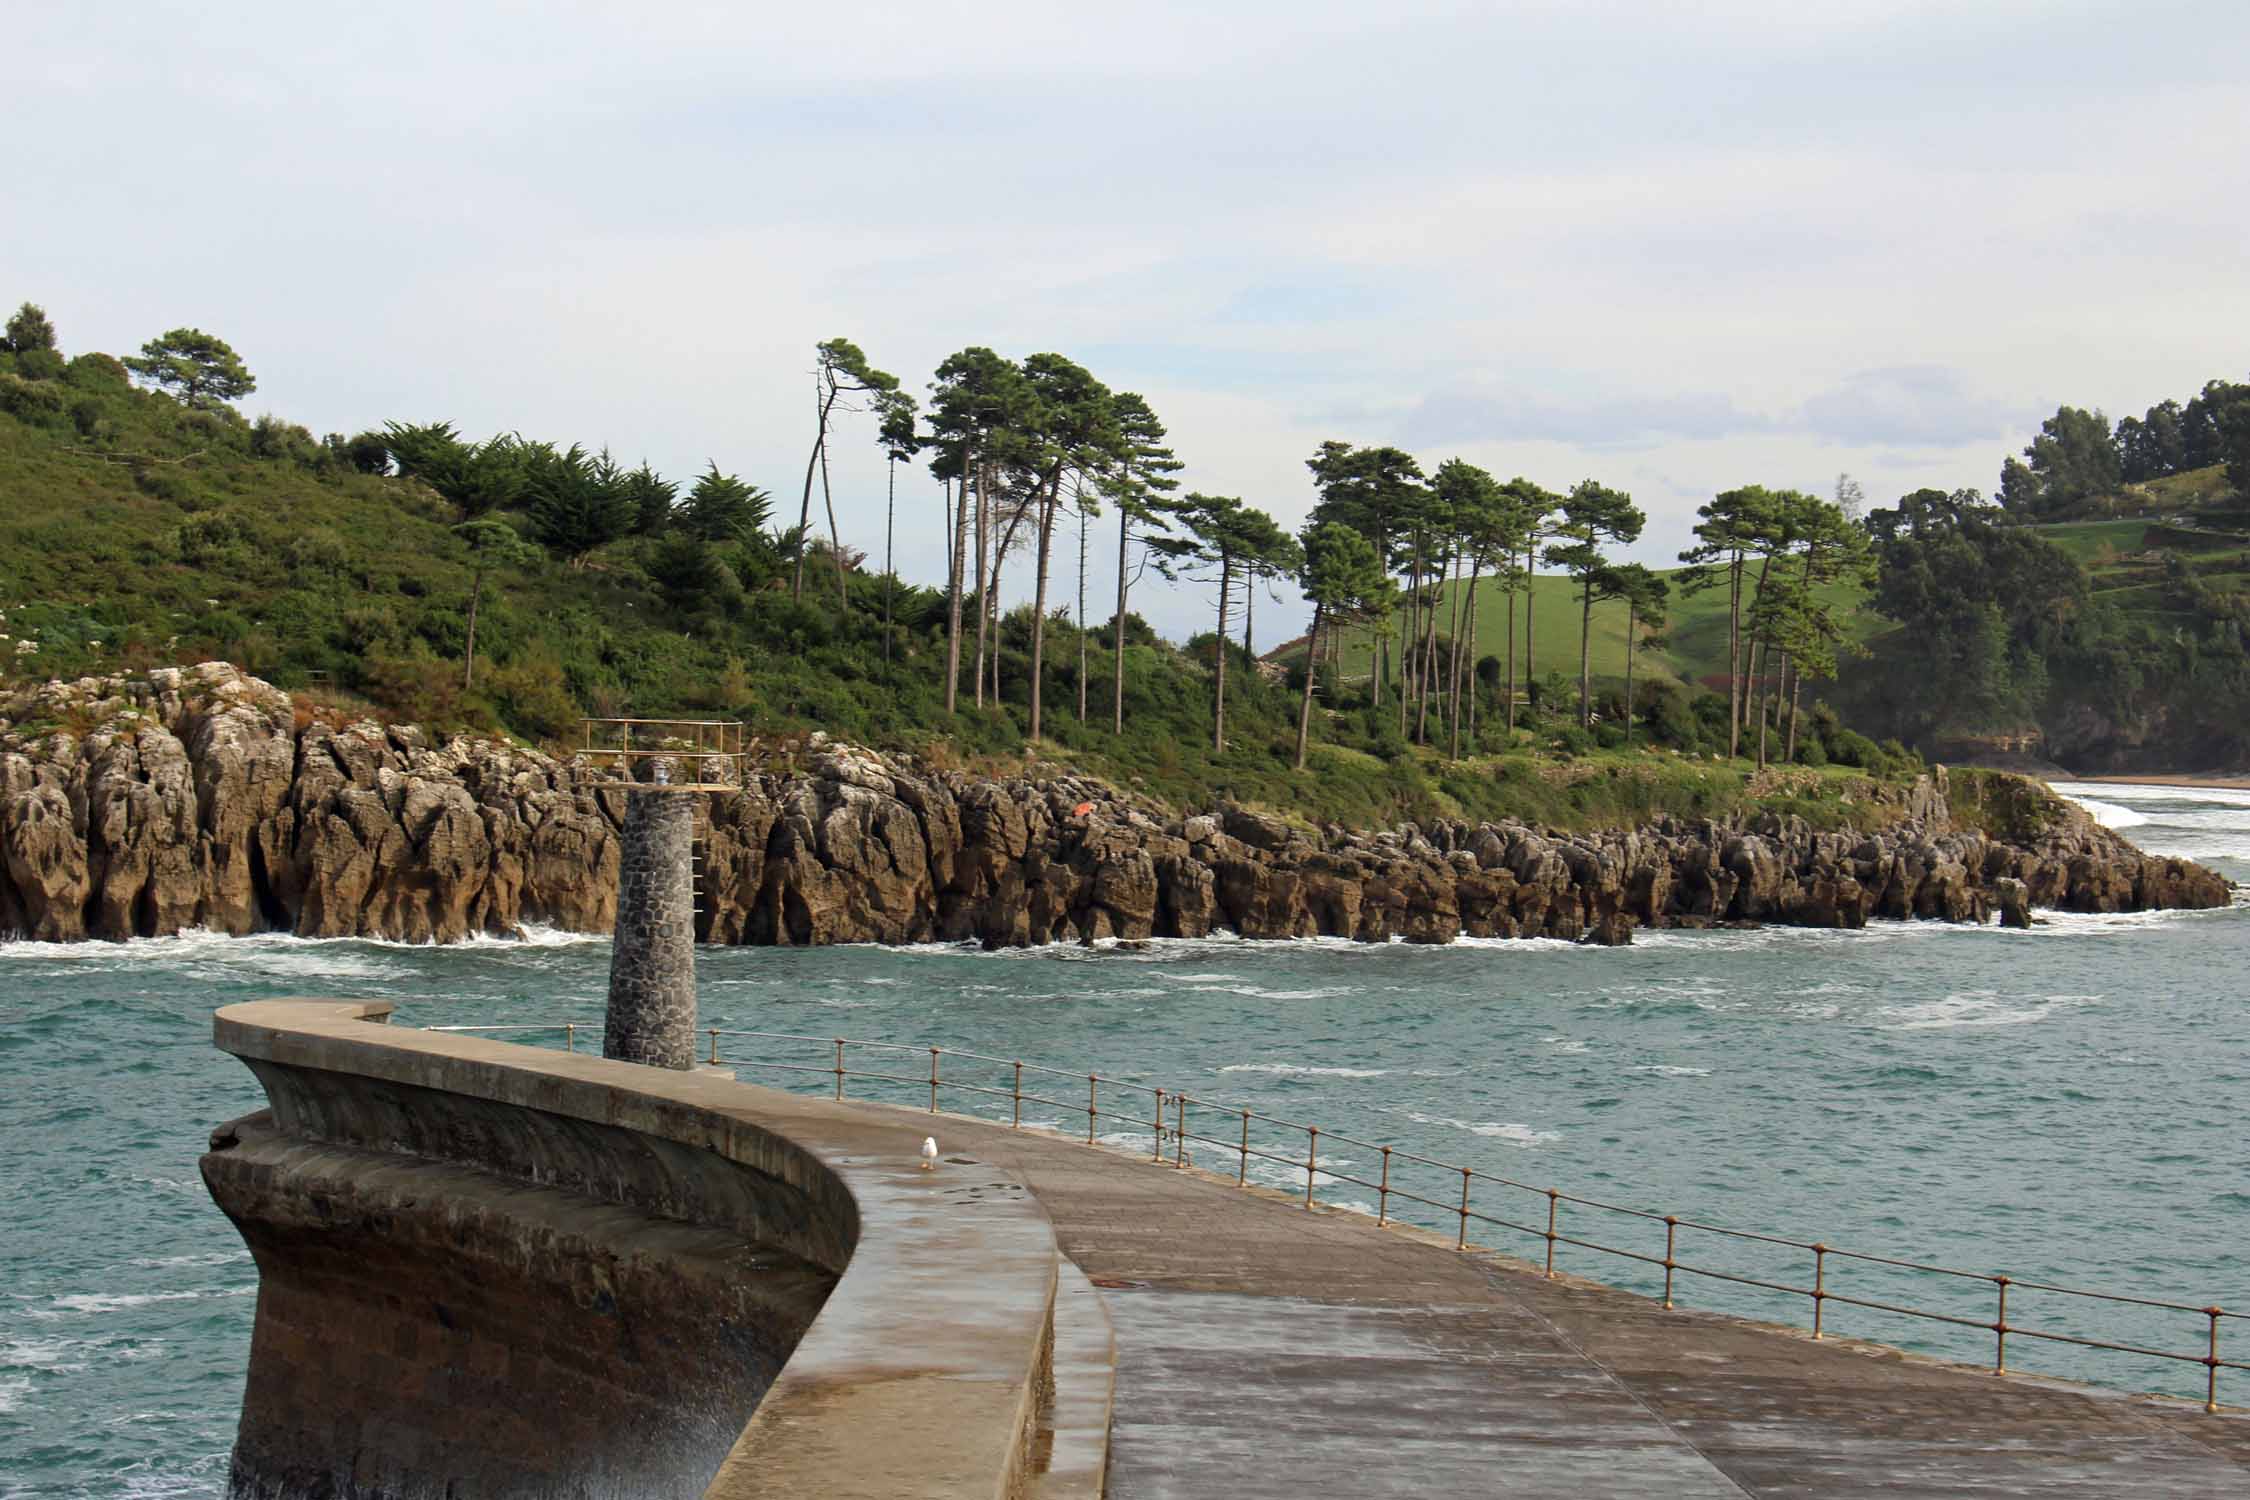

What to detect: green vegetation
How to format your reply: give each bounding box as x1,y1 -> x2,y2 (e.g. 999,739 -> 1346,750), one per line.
0,308 -> 1945,834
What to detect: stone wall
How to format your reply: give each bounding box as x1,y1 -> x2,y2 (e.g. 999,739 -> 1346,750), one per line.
203,1000 -> 1070,1499
5,663 -> 2232,947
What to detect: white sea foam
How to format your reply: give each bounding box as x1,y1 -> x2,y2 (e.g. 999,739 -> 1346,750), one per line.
1217,1063 -> 1389,1078
28,1288 -> 251,1320
3,1337 -> 91,1372
1184,984 -> 1357,1001
2056,795 -> 2150,830
1402,1111 -> 1559,1147
127,1250 -> 250,1270
0,1375 -> 29,1414
1542,1036 -> 1591,1054
1626,1065 -> 1712,1077
1877,991 -> 2100,1031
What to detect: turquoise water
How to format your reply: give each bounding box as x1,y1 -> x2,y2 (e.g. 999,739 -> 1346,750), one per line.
3,781 -> 2246,1495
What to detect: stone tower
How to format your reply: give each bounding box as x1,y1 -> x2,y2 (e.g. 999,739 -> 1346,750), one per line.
603,785 -> 697,1068
582,719 -> 744,1071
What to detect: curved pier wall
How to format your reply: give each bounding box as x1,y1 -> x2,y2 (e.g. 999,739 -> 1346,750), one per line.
202,1000 -> 1064,1500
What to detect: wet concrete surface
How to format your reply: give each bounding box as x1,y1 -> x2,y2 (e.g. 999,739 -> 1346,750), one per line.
894,1104 -> 2250,1499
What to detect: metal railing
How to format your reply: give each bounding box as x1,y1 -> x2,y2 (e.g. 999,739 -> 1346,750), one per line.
422,1021 -> 2243,1411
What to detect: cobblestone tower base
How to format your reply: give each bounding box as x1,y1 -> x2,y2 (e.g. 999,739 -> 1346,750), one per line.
604,791 -> 696,1068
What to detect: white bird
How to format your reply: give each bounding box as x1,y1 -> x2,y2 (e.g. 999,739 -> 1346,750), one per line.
921,1136 -> 939,1171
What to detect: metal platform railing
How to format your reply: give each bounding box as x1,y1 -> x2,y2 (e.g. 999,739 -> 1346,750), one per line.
422,1020 -> 2243,1412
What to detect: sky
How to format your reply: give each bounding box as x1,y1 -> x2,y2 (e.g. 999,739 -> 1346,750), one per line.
9,1 -> 2248,640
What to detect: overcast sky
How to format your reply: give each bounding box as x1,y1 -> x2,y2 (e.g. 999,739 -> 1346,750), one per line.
11,1 -> 2248,639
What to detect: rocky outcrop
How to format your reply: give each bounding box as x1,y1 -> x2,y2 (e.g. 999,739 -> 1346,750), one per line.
1,665 -> 2234,947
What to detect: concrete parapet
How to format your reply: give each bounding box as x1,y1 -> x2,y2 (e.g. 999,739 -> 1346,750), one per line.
203,1000 -> 1076,1499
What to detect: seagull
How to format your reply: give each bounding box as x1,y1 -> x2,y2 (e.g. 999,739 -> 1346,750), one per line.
921,1136 -> 939,1171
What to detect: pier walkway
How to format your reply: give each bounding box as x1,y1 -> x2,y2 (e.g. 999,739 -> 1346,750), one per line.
906,1102 -> 2250,1499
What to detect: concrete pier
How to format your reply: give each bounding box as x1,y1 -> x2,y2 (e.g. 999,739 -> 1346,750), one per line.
203,1005 -> 2250,1499
604,790 -> 697,1068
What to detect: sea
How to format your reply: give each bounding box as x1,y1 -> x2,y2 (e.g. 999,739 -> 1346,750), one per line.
3,780 -> 2246,1496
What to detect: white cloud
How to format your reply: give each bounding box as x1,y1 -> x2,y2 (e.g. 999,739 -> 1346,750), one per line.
8,1 -> 2248,638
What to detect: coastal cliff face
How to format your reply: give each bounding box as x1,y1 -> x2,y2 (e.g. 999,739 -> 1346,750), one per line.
0,664 -> 2231,947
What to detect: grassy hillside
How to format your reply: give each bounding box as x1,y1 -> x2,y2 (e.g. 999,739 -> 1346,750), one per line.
1291,565 -> 1874,697
0,342 -> 1937,833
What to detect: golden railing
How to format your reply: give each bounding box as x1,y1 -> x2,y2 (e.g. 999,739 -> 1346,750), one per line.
422,1021 -> 2242,1411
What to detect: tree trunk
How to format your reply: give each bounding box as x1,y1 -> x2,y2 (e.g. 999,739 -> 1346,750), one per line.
1464,568 -> 1481,743
1738,552 -> 1773,760
462,566 -> 484,691
1623,601 -> 1636,749
1213,556 -> 1232,754
793,379 -> 838,599
1504,573 -> 1517,735
988,491 -> 1031,709
882,457 -> 895,676
1113,509 -> 1130,734
1294,604 -> 1324,770
1076,486 -> 1089,722
1416,555 -> 1442,744
945,466 -> 970,715
1753,634 -> 1770,769
1242,574 -> 1255,661
818,428 -> 847,609
1029,471 -> 1060,742
1523,544 -> 1537,725
972,462 -> 988,708
1397,547 -> 1416,738
1725,549 -> 1742,758
1451,557 -> 1479,758
1577,575 -> 1594,729
1786,656 -> 1803,763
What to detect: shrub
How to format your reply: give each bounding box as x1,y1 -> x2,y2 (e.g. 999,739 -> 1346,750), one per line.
489,648 -> 580,739
1793,737 -> 1829,767
13,347 -> 65,382
0,372 -> 68,424
65,352 -> 131,388
282,529 -> 350,583
173,511 -> 253,568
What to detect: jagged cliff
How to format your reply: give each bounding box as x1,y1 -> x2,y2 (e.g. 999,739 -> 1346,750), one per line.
0,664 -> 2231,947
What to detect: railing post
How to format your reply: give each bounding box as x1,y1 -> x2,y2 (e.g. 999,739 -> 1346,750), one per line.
1544,1189 -> 1559,1277
1992,1276 -> 2010,1374
1174,1093 -> 1187,1167
833,1038 -> 845,1101
564,1023 -> 576,1053
1087,1074 -> 1097,1144
929,1047 -> 940,1112
1457,1168 -> 1472,1250
708,1027 -> 719,1065
1012,1061 -> 1023,1129
1663,1217 -> 1679,1309
1378,1147 -> 1392,1227
1305,1126 -> 1319,1209
2207,1307 -> 2224,1414
1811,1243 -> 1827,1337
1151,1088 -> 1164,1160
1238,1110 -> 1250,1186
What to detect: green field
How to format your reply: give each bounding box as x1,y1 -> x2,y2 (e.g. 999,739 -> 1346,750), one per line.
1291,566 -> 1874,697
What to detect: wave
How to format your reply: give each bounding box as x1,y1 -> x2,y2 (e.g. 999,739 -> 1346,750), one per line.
1402,1110 -> 1559,1147
1217,1063 -> 1389,1078
0,1374 -> 27,1414
2055,795 -> 2149,830
1877,991 -> 2099,1031
0,922 -> 605,967
1183,984 -> 1358,1001
1625,1064 -> 1711,1077
25,1287 -> 253,1320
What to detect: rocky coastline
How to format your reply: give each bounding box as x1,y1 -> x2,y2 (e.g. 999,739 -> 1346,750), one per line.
0,664 -> 2232,948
